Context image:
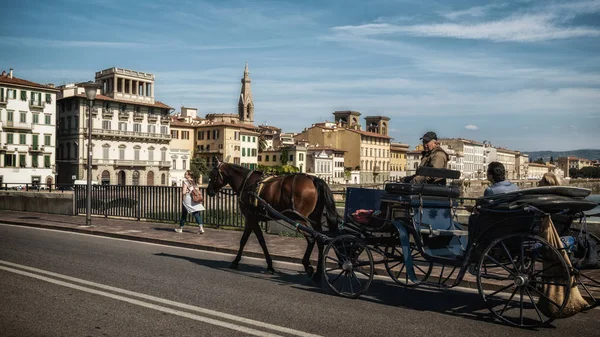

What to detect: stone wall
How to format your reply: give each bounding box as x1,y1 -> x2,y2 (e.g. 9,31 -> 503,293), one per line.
0,191 -> 74,215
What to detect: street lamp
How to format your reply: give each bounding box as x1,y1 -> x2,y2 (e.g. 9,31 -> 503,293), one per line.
82,81 -> 101,226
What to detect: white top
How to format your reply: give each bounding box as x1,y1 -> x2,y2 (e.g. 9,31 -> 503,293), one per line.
182,180 -> 205,213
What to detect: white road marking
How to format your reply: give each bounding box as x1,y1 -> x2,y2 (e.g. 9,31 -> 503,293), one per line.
0,260 -> 323,337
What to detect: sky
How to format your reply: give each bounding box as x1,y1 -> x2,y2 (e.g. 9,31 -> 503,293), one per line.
2,0 -> 599,151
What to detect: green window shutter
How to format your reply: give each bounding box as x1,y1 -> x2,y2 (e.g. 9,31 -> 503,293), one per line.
45,155 -> 51,168
21,90 -> 26,101
20,154 -> 26,167
7,134 -> 13,144
0,88 -> 4,101
30,91 -> 34,101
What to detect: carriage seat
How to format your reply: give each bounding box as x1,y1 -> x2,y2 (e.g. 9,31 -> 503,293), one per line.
381,194 -> 459,208
384,182 -> 460,198
477,193 -> 597,214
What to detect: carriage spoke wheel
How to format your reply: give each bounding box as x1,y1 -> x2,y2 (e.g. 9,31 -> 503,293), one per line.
322,235 -> 374,299
477,234 -> 571,328
384,244 -> 432,287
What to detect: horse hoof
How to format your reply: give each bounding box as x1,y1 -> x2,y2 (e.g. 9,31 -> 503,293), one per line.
305,266 -> 314,278
230,262 -> 239,270
266,267 -> 276,275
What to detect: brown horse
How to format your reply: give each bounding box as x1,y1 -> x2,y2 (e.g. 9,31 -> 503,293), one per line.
206,159 -> 341,281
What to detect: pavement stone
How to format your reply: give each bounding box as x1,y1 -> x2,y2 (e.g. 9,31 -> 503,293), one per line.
1,210 -> 599,298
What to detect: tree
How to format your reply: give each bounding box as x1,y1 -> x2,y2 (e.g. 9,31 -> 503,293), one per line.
280,147 -> 290,166
549,156 -> 554,164
569,168 -> 580,178
534,157 -> 545,164
190,157 -> 210,183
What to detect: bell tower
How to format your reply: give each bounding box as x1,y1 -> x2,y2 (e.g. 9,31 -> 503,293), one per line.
238,62 -> 254,124
365,116 -> 390,136
333,110 -> 362,130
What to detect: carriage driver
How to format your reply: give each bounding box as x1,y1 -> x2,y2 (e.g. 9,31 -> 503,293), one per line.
406,131 -> 449,185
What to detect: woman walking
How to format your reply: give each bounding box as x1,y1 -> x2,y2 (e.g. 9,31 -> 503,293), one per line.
176,170 -> 205,234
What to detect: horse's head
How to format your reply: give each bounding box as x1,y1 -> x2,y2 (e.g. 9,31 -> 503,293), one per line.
206,157 -> 227,197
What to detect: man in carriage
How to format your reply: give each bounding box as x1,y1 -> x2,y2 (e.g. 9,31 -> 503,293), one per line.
405,131 -> 449,184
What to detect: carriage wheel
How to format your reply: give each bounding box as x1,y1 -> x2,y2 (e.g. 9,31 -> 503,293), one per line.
384,244 -> 432,287
476,233 -> 571,328
322,235 -> 374,299
565,228 -> 600,308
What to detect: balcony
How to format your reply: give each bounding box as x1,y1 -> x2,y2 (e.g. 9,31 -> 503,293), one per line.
160,117 -> 170,124
29,100 -> 45,110
133,112 -> 144,121
159,161 -> 171,168
4,121 -> 32,130
102,109 -> 114,118
87,128 -> 171,142
29,145 -> 45,153
118,111 -> 130,120
196,148 -> 224,154
148,114 -> 159,122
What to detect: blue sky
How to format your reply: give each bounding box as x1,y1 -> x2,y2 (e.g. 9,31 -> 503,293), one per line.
2,0 -> 599,151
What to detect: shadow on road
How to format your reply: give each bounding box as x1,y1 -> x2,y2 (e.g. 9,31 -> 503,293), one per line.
153,252 -> 556,329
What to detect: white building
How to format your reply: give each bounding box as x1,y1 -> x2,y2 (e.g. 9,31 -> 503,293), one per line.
306,146 -> 346,184
0,69 -> 58,188
496,148 -> 518,180
406,150 -> 421,176
56,67 -> 172,186
439,139 -> 485,179
240,130 -> 259,169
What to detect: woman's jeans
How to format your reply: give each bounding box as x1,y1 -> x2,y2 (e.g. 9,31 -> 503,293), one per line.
180,206 -> 203,227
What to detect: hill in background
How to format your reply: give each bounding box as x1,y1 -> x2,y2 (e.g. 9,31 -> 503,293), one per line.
524,149 -> 600,162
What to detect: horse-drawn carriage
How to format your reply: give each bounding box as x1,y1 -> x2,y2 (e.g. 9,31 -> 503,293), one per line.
207,161 -> 600,328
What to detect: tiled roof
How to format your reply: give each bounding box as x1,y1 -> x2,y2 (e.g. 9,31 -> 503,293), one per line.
197,121 -> 260,134
0,74 -> 59,91
60,93 -> 172,109
347,128 -> 392,139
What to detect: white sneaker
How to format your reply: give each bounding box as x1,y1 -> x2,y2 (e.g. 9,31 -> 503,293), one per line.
175,228 -> 183,233
198,227 -> 205,234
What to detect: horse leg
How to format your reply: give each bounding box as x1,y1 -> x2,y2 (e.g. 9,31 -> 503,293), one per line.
251,221 -> 275,274
302,235 -> 316,278
231,220 -> 253,269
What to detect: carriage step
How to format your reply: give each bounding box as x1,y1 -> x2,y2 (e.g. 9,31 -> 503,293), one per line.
419,228 -> 469,237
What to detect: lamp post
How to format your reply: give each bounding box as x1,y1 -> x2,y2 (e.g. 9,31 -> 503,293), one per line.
82,81 -> 101,226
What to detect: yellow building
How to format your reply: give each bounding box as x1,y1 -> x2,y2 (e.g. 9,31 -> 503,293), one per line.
257,145 -> 307,172
195,121 -> 259,168
295,111 -> 391,183
169,107 -> 202,185
390,142 -> 409,172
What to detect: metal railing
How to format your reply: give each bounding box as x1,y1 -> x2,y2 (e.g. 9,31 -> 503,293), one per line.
87,128 -> 171,140
73,185 -> 248,227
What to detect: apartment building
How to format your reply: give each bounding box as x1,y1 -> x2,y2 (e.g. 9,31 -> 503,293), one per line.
496,148 -> 518,180
406,150 -> 421,176
516,153 -> 529,180
306,146 -> 346,184
170,107 -> 202,185
390,142 -> 409,180
439,138 -> 485,179
56,67 -> 172,186
527,163 -> 549,179
295,111 -> 392,183
0,69 -> 58,187
257,145 -> 307,172
557,157 -> 579,178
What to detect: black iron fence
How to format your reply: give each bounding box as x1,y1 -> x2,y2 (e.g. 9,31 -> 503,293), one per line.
74,185 -> 247,228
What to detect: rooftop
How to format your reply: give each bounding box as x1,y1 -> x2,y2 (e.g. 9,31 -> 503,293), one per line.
0,70 -> 59,91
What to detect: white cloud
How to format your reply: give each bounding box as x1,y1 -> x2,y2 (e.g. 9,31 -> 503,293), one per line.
442,3 -> 508,20
465,124 -> 479,130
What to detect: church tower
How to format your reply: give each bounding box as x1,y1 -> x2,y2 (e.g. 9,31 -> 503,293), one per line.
238,62 -> 254,124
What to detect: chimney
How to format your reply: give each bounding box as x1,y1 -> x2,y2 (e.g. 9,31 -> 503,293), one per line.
9,68 -> 13,78
1,71 -> 5,77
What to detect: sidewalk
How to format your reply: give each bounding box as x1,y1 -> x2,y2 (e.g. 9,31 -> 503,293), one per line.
1,210 -> 599,297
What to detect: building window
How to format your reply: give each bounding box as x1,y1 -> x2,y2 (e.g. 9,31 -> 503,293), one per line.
19,154 -> 26,167
44,135 -> 51,146
102,121 -> 111,129
133,123 -> 141,132
258,155 -> 262,161
206,130 -> 211,140
252,149 -> 257,156
242,148 -> 246,156
20,111 -> 26,123
32,154 -> 39,168
242,135 -> 246,142
119,148 -> 125,160
299,153 -> 304,161
33,114 -> 39,124
161,150 -> 167,161
118,122 -> 127,131
134,149 -> 140,160
172,159 -> 176,169
19,134 -> 26,144
45,115 -> 51,125
182,131 -> 189,140
132,171 -> 140,186
7,110 -> 14,122
148,125 -> 156,133
182,160 -> 186,170
44,155 -> 51,168
7,133 -> 13,144
160,126 -> 167,134
265,155 -> 269,162
148,150 -> 154,161
171,130 -> 179,139
198,131 -> 204,140
21,90 -> 27,101
103,146 -> 109,159
213,130 -> 219,139
4,154 -> 15,167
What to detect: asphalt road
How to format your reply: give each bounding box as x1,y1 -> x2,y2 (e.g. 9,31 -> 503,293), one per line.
1,223 -> 599,337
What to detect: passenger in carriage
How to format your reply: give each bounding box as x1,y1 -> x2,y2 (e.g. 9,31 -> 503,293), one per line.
484,162 -> 519,197
406,131 -> 449,184
538,172 -> 561,186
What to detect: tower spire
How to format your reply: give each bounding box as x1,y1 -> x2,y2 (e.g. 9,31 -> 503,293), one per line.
238,62 -> 254,124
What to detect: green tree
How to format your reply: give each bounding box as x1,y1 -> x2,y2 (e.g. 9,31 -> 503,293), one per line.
569,168 -> 580,178
280,147 -> 290,166
549,156 -> 554,164
534,157 -> 545,164
190,157 -> 210,182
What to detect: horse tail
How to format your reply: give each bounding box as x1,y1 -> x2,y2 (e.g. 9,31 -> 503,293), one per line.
312,177 -> 342,232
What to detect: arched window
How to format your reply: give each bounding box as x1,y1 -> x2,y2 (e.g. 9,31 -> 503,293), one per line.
101,170 -> 110,185
161,173 -> 166,185
118,170 -> 126,185
132,170 -> 140,186
147,171 -> 154,186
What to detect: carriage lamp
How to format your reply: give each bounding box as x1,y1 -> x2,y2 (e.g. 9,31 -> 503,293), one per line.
82,81 -> 101,226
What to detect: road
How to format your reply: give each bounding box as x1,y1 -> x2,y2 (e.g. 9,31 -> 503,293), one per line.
1,223 -> 599,337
